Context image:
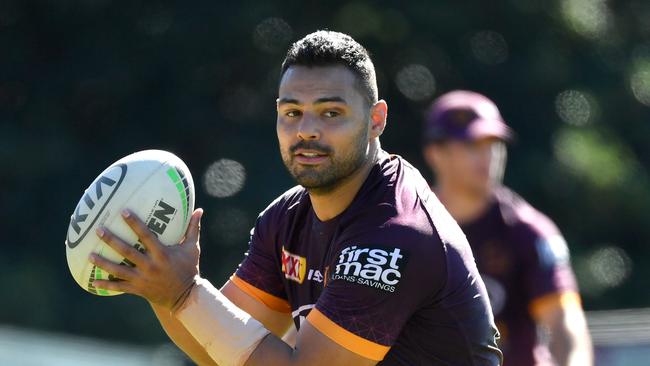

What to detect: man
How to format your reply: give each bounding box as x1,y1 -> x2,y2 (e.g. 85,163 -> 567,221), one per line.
88,32 -> 502,366
421,90 -> 593,366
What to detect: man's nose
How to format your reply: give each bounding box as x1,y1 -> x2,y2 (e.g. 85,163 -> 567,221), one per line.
297,113 -> 321,140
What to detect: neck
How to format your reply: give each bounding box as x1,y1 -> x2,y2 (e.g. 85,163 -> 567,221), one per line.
434,180 -> 492,225
309,141 -> 380,222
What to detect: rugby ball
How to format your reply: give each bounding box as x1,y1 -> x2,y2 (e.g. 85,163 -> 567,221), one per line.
65,150 -> 195,296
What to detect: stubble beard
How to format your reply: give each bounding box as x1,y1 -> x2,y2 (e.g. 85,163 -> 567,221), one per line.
282,129 -> 369,195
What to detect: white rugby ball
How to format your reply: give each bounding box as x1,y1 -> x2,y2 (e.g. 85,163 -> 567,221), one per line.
65,150 -> 195,296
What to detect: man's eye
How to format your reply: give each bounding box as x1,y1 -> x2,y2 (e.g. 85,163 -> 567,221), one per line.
285,110 -> 301,117
323,110 -> 340,118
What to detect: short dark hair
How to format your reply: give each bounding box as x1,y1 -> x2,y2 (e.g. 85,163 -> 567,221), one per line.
280,30 -> 378,104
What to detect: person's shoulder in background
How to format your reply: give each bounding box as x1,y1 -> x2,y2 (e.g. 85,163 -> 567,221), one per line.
493,185 -> 579,313
494,185 -> 567,256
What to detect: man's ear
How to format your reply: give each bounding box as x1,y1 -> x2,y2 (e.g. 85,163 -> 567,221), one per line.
423,143 -> 444,172
369,100 -> 388,138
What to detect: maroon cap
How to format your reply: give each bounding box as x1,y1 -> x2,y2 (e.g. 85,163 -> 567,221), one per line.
423,90 -> 513,143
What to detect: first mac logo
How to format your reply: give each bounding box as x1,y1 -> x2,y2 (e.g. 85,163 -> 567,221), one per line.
66,164 -> 127,249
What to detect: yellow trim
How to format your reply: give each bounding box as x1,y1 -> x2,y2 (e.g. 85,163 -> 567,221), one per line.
306,308 -> 390,361
230,275 -> 291,313
529,291 -> 582,320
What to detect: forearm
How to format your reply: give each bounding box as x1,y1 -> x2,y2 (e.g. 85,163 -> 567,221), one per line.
548,311 -> 593,366
549,329 -> 593,366
175,278 -> 271,366
173,278 -> 375,366
152,283 -> 295,366
173,280 -> 325,366
244,332 -> 295,366
549,335 -> 593,366
151,302 -> 220,366
170,295 -> 295,366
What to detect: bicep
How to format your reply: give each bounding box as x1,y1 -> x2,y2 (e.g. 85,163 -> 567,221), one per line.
221,280 -> 293,338
244,320 -> 377,366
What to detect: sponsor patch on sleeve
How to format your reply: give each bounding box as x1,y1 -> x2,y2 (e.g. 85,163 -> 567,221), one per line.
535,234 -> 570,268
281,247 -> 307,284
330,245 -> 407,293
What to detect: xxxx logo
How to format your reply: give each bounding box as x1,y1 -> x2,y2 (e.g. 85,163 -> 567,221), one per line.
281,247 -> 307,284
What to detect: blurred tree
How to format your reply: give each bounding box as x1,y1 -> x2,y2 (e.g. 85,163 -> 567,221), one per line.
1,0 -> 649,344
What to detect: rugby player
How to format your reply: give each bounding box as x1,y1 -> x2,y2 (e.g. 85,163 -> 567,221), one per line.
89,32 -> 503,366
421,90 -> 593,366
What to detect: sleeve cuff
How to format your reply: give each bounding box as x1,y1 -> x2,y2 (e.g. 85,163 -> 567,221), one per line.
230,274 -> 291,313
306,308 -> 390,361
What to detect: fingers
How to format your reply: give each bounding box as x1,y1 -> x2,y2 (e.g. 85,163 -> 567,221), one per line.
120,209 -> 164,256
95,227 -> 147,268
93,279 -> 135,294
89,253 -> 137,282
182,208 -> 204,245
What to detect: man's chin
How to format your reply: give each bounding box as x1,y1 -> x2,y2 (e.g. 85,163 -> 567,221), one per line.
292,173 -> 337,192
294,176 -> 326,189
291,165 -> 323,181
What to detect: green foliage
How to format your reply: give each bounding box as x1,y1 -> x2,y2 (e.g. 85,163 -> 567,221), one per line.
1,0 -> 649,343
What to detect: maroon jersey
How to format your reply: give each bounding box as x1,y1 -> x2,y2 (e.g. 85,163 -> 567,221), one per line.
233,152 -> 502,365
460,187 -> 579,366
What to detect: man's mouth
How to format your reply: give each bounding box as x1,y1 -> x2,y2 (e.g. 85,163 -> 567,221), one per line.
293,150 -> 329,164
296,151 -> 326,157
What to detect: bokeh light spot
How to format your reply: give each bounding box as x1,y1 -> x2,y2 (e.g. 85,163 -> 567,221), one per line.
555,89 -> 593,126
628,44 -> 650,106
395,64 -> 435,101
203,159 -> 246,198
630,64 -> 650,106
561,0 -> 612,40
252,17 -> 293,54
469,30 -> 509,65
588,246 -> 632,288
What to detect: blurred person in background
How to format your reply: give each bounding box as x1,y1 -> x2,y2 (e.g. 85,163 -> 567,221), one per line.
421,90 -> 593,366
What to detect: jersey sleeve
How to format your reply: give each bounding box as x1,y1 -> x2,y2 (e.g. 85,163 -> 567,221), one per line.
517,220 -> 580,317
306,231 -> 446,361
232,204 -> 291,313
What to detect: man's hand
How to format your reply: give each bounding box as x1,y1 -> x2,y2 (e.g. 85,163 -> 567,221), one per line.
89,208 -> 204,310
